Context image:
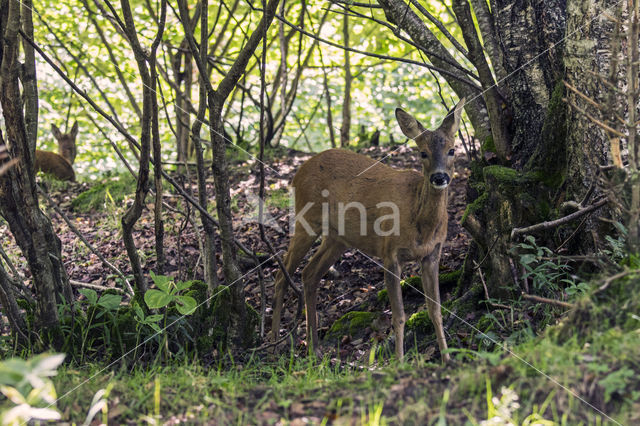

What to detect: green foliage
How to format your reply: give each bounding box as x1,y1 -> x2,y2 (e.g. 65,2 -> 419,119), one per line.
45,275 -> 213,364
514,235 -> 581,298
71,174 -> 135,212
146,272 -> 197,316
461,192 -> 488,225
405,310 -> 433,335
0,353 -> 64,424
75,288 -> 124,363
266,188 -> 291,209
439,269 -> 462,286
376,276 -> 423,304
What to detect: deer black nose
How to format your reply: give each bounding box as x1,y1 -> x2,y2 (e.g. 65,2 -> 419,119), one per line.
430,172 -> 450,188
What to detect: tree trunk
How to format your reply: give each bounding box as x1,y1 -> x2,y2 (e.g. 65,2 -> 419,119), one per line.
378,0 -> 570,294
0,263 -> 29,345
0,0 -> 72,334
564,0 -> 618,217
492,0 -> 567,167
340,12 -> 352,147
173,39 -> 193,165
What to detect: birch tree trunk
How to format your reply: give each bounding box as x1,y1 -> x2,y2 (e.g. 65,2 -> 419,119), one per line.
376,0 -> 610,294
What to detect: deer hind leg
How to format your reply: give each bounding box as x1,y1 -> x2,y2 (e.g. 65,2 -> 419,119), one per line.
301,237 -> 346,356
384,261 -> 405,360
271,231 -> 318,341
421,246 -> 450,363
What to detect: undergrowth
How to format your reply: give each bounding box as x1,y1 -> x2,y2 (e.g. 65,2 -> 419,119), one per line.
3,236 -> 639,423
4,265 -> 633,424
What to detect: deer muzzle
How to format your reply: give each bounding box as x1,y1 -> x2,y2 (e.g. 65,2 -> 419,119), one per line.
429,172 -> 450,189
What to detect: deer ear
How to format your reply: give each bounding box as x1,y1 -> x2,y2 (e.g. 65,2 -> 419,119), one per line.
51,124 -> 62,139
439,97 -> 465,137
395,108 -> 427,140
70,121 -> 78,138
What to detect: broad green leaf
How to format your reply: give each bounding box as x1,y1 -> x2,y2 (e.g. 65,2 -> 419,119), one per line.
144,314 -> 164,324
144,289 -> 173,309
78,288 -> 98,305
0,359 -> 26,385
134,304 -> 144,320
175,280 -> 194,291
97,294 -> 122,311
150,272 -> 171,293
175,295 -> 197,316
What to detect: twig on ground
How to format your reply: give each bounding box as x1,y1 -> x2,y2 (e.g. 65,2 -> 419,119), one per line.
249,319 -> 301,352
521,293 -> 573,309
70,280 -> 125,293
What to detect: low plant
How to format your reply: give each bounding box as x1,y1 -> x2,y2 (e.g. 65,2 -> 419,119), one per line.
77,288 -> 123,363
0,353 -> 64,425
144,272 -> 197,316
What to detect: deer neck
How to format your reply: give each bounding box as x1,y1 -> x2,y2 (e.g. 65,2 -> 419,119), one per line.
415,179 -> 448,228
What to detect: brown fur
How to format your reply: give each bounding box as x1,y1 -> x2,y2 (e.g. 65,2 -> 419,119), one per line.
34,150 -> 75,181
35,122 -> 78,181
271,99 -> 466,362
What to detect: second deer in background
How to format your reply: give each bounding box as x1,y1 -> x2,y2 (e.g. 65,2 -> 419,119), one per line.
35,122 -> 78,181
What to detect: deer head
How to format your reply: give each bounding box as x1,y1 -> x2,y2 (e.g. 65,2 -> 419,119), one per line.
51,121 -> 78,165
395,98 -> 465,190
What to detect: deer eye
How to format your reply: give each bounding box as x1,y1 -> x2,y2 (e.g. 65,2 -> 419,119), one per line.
420,152 -> 428,159
448,149 -> 455,156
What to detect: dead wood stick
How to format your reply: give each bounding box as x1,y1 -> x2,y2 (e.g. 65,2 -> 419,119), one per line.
475,261 -> 511,310
511,198 -> 608,240
596,269 -> 633,293
70,279 -> 125,293
521,293 -> 573,309
565,99 -> 625,137
249,318 -> 302,353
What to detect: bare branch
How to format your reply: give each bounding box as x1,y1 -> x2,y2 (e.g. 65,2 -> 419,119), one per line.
511,198 -> 608,239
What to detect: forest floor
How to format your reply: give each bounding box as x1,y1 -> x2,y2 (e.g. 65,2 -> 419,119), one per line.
2,145 -> 639,424
25,143 -> 473,362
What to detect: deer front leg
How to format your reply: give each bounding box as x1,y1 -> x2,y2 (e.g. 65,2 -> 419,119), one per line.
421,247 -> 450,363
301,237 -> 345,357
384,261 -> 405,360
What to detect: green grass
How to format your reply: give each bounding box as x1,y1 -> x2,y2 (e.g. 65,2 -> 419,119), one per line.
52,355 -> 399,424
47,271 -> 640,424
266,187 -> 291,209
71,173 -> 135,212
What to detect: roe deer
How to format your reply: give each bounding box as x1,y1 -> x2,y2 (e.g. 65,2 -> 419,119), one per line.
34,122 -> 78,181
271,98 -> 465,362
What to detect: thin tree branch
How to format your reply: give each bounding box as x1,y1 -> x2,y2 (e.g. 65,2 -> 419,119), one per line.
511,198 -> 608,239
